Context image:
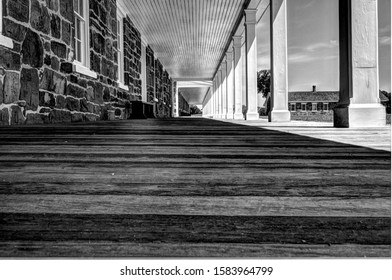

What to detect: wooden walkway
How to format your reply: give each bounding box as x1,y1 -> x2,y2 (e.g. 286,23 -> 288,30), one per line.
0,118 -> 390,257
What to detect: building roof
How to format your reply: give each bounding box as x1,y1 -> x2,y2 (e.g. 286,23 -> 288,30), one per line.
379,91 -> 389,102
288,91 -> 390,103
288,91 -> 339,102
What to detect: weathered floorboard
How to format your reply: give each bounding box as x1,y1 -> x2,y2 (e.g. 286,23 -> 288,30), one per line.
0,118 -> 390,257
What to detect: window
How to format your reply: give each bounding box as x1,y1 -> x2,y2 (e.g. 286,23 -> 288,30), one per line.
73,0 -> 96,78
323,103 -> 329,111
0,1 -> 14,49
312,103 -> 317,111
301,103 -> 306,111
290,103 -> 296,111
116,10 -> 128,90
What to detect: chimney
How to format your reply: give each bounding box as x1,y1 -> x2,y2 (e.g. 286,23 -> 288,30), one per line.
312,85 -> 317,92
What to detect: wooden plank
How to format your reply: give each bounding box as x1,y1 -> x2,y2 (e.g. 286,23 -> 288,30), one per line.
0,242 -> 389,258
1,195 -> 389,217
1,214 -> 390,245
0,182 -> 389,197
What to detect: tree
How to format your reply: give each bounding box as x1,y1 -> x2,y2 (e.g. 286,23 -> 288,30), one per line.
190,105 -> 202,115
257,69 -> 271,98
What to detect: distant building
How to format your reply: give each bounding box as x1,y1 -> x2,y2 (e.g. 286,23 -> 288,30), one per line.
289,86 -> 338,113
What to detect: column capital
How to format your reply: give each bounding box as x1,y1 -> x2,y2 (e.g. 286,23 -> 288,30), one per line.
233,36 -> 242,48
226,51 -> 234,61
244,9 -> 257,24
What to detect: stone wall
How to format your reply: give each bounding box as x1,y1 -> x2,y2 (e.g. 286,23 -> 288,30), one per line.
123,15 -> 141,98
0,0 -> 146,125
154,59 -> 172,118
178,92 -> 190,116
146,45 -> 154,103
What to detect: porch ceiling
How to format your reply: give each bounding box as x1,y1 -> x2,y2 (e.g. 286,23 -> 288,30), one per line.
118,0 -> 247,80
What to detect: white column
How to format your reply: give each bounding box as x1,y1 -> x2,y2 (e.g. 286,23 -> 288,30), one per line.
269,0 -> 290,122
221,60 -> 228,119
172,81 -> 176,117
226,50 -> 234,119
233,36 -> 244,120
214,77 -> 218,118
211,77 -> 216,118
217,68 -> 222,118
244,9 -> 259,120
334,0 -> 385,127
175,86 -> 179,117
141,44 -> 147,102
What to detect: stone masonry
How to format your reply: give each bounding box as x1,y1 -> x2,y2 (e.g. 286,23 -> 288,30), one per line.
0,0 -> 168,125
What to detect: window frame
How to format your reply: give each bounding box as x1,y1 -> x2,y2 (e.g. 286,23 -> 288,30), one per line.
290,103 -> 296,112
0,1 -> 14,49
116,9 -> 128,91
301,103 -> 306,111
312,103 -> 317,111
323,103 -> 329,111
73,0 -> 97,78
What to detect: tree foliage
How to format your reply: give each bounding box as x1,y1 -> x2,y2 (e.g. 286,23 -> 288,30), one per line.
257,69 -> 271,98
190,105 -> 202,115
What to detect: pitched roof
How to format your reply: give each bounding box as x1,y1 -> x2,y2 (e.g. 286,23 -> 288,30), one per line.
288,91 -> 339,102
379,91 -> 389,102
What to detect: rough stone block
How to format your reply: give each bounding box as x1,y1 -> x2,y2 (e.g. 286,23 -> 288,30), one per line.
90,51 -> 101,74
87,102 -> 95,113
71,112 -> 84,122
51,56 -> 60,71
44,55 -> 51,66
51,41 -> 67,59
51,14 -> 61,39
39,91 -> 56,107
21,29 -> 44,68
103,87 -> 110,102
0,47 -> 21,70
0,108 -> 10,126
49,109 -> 72,123
30,0 -> 50,34
20,68 -> 39,110
10,105 -> 25,125
93,104 -> 101,115
7,0 -> 30,23
25,113 -> 44,124
53,73 -> 66,95
86,86 -> 95,102
2,18 -> 27,42
60,62 -> 73,73
92,31 -> 105,54
77,78 -> 87,88
66,84 -> 85,98
59,0 -> 73,22
56,94 -> 66,109
108,110 -> 115,120
84,114 -> 98,122
3,71 -> 20,104
46,0 -> 59,12
61,20 -> 71,45
94,82 -> 104,104
80,98 -> 89,112
65,96 -> 80,111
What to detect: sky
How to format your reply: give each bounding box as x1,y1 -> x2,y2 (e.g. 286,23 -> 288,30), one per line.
256,0 -> 391,92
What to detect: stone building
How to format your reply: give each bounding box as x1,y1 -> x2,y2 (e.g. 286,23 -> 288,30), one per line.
0,0 -> 189,126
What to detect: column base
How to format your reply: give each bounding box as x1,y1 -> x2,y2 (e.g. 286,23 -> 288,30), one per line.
334,104 -> 386,128
269,110 -> 291,122
234,113 -> 244,120
246,112 -> 259,120
226,111 -> 234,119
